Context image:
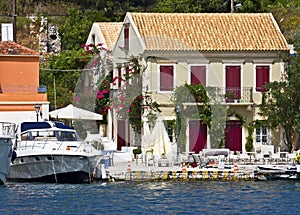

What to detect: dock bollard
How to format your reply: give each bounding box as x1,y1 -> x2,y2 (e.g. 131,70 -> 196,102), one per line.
182,159 -> 187,171
233,161 -> 238,173
127,161 -> 131,172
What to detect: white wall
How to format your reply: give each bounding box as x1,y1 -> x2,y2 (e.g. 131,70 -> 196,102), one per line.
0,111 -> 38,126
0,103 -> 49,127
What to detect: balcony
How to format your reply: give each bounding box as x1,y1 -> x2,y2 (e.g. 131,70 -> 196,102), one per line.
0,84 -> 47,93
185,87 -> 253,104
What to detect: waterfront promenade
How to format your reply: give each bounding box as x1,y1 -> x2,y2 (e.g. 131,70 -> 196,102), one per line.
102,152 -> 297,182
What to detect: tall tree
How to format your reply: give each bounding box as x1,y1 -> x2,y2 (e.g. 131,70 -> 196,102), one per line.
263,1 -> 300,43
259,34 -> 300,152
40,48 -> 90,109
40,8 -> 107,109
59,8 -> 106,51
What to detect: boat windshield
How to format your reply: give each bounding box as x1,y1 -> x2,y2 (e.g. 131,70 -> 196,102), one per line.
20,130 -> 81,142
55,131 -> 80,141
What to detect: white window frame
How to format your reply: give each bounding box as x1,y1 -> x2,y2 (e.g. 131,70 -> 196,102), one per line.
158,64 -> 176,92
188,64 -> 207,86
255,126 -> 271,145
223,63 -> 243,98
253,64 -> 272,93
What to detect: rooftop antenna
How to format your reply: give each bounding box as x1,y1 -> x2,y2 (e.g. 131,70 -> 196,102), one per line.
231,0 -> 234,13
13,0 -> 17,42
230,0 -> 242,13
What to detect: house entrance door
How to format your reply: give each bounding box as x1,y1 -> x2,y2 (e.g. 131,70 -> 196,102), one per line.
189,120 -> 207,154
117,120 -> 126,150
225,120 -> 242,152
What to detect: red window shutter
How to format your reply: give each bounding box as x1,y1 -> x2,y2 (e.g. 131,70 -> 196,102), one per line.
118,67 -> 122,88
191,66 -> 206,85
256,66 -> 270,92
160,65 -> 174,91
125,65 -> 130,79
124,27 -> 129,50
225,66 -> 241,99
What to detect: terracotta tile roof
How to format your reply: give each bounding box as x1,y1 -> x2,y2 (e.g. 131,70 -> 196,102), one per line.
0,41 -> 40,55
98,22 -> 122,51
129,13 -> 289,52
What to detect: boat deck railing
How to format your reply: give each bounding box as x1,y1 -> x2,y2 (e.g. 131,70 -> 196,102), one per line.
17,139 -> 97,154
0,122 -> 16,138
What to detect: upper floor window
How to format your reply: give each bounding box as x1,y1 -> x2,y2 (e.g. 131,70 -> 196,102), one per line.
256,65 -> 270,92
91,33 -> 95,45
190,65 -> 206,86
160,65 -> 174,91
225,65 -> 241,100
117,66 -> 122,88
124,25 -> 129,50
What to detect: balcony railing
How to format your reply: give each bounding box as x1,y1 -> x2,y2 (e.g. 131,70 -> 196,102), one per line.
0,122 -> 16,138
185,87 -> 253,103
0,84 -> 47,93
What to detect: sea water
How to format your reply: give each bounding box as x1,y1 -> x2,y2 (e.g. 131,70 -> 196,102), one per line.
0,180 -> 300,214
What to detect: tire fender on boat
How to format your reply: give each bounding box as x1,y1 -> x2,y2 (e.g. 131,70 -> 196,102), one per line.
11,150 -> 17,163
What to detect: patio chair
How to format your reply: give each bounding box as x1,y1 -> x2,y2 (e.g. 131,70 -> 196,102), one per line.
254,153 -> 264,164
287,152 -> 296,164
135,153 -> 143,165
145,152 -> 155,167
192,154 -> 207,168
228,151 -> 239,164
270,152 -> 280,164
239,153 -> 250,164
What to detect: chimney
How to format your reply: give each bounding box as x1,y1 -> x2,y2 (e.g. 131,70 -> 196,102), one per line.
1,23 -> 13,41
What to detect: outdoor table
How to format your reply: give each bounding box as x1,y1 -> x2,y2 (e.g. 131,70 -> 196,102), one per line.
280,152 -> 288,162
246,152 -> 255,163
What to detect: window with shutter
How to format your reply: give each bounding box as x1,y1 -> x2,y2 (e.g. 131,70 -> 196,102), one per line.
160,65 -> 174,91
124,26 -> 129,50
256,66 -> 270,92
190,65 -> 206,85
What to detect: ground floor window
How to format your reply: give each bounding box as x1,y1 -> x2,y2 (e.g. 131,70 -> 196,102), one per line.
164,120 -> 175,143
256,127 -> 268,145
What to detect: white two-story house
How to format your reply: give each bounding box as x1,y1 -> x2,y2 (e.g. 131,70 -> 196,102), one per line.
112,12 -> 289,156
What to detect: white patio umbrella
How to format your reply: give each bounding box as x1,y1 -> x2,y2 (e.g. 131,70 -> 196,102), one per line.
49,104 -> 103,120
141,121 -> 151,152
106,108 -> 112,139
150,120 -> 172,157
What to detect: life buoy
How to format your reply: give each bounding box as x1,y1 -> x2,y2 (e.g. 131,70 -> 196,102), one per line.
11,150 -> 17,163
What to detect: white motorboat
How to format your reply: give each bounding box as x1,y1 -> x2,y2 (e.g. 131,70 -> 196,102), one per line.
8,121 -> 102,183
0,122 -> 16,185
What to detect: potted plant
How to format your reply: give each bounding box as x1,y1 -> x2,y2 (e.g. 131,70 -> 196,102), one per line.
225,92 -> 238,103
133,146 -> 142,159
246,126 -> 254,152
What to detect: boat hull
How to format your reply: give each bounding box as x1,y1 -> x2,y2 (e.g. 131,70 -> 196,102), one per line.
8,154 -> 100,183
0,138 -> 13,185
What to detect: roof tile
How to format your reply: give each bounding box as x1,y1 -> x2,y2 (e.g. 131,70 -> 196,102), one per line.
129,13 -> 289,51
0,41 -> 40,55
98,22 -> 122,51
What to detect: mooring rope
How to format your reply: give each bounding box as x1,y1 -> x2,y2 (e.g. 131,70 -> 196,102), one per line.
88,159 -> 92,183
51,153 -> 58,183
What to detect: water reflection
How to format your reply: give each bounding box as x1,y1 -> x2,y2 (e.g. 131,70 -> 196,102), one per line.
1,181 -> 300,214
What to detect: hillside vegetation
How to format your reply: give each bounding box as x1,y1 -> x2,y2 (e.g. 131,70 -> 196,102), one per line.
1,0 -> 299,48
